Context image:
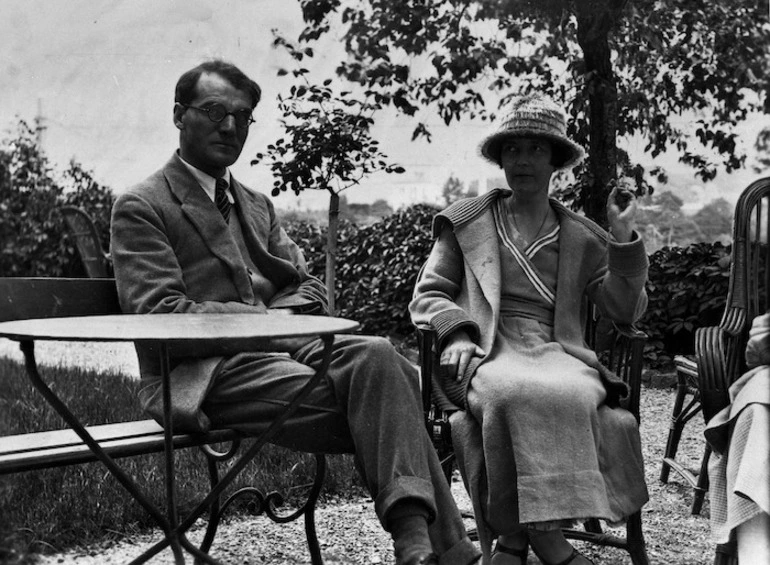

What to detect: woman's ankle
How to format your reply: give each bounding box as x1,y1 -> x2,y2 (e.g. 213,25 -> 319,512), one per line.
527,528 -> 572,562
491,530 -> 528,564
498,530 -> 527,550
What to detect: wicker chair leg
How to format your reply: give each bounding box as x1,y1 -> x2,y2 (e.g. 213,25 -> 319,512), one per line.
714,531 -> 738,565
691,444 -> 712,515
660,376 -> 689,483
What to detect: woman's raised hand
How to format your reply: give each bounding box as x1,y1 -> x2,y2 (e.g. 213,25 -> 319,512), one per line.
607,185 -> 637,243
441,330 -> 486,382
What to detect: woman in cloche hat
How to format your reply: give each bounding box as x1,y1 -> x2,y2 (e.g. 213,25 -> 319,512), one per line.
411,93 -> 649,565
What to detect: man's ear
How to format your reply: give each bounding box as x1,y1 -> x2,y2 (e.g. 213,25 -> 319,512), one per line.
173,103 -> 186,130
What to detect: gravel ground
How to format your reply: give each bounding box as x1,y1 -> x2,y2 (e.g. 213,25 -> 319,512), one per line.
5,341 -> 715,564
32,486 -> 477,565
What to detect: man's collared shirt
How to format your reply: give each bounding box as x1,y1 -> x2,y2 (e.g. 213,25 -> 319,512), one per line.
178,155 -> 235,205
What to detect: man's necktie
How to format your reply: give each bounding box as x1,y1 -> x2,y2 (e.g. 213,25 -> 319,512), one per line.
215,177 -> 231,223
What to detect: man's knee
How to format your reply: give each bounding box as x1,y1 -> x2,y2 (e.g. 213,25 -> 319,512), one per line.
338,335 -> 404,365
334,334 -> 418,389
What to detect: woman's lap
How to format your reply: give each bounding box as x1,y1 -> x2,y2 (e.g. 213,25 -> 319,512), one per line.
463,316 -> 645,527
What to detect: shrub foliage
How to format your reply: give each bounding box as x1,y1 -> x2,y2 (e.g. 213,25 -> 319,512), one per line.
0,121 -> 114,277
639,242 -> 731,366
286,203 -> 439,338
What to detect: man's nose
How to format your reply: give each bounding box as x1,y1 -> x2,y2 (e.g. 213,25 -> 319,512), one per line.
218,114 -> 237,132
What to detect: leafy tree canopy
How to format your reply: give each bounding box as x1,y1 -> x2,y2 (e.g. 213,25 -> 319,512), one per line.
292,0 -> 769,223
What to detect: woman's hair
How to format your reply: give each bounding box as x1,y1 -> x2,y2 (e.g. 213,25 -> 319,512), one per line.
175,59 -> 262,109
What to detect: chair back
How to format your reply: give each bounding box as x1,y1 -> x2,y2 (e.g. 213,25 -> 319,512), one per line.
719,177 -> 770,386
0,277 -> 121,322
60,206 -> 111,278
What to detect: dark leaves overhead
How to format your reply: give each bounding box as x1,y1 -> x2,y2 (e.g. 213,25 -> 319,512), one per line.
294,0 -> 769,187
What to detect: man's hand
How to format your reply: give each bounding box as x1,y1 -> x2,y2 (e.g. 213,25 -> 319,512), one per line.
607,186 -> 637,243
440,331 -> 485,382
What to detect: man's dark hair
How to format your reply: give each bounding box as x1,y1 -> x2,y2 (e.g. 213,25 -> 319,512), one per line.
175,59 -> 262,109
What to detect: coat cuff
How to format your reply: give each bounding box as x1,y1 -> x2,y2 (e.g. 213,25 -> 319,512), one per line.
608,234 -> 648,278
429,309 -> 480,349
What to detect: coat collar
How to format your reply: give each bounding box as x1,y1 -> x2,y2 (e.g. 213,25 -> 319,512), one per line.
446,190 -> 605,330
444,190 -> 510,320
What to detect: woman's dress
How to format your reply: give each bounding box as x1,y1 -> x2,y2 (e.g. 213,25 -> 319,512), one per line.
461,200 -> 645,533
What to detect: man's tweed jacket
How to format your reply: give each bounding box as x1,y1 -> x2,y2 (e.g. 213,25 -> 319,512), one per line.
111,153 -> 327,432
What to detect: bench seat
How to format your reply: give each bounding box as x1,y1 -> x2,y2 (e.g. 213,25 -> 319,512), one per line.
0,419 -> 239,474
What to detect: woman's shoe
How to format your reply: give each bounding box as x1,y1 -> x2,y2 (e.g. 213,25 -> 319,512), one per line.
491,540 -> 529,564
530,544 -> 595,565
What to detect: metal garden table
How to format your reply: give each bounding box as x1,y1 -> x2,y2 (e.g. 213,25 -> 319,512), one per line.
0,313 -> 359,564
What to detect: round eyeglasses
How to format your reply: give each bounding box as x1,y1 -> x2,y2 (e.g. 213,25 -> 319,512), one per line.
184,103 -> 255,129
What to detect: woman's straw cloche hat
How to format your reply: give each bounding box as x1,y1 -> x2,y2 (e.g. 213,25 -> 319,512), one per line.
479,93 -> 585,170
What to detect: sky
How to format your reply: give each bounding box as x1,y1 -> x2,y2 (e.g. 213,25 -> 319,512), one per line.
1,0 -> 768,212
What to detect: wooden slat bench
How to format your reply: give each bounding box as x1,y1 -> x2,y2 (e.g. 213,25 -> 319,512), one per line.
0,420 -> 240,475
0,276 -> 328,564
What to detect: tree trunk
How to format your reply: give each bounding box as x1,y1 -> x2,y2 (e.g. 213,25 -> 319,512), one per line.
575,0 -> 626,227
326,191 -> 339,315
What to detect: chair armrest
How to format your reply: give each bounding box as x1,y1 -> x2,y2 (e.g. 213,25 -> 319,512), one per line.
414,324 -> 454,461
414,324 -> 437,417
605,322 -> 647,423
695,325 -> 731,423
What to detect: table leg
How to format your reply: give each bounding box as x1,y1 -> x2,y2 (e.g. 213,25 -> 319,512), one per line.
136,333 -> 337,563
159,342 -> 185,564
19,340 -> 172,532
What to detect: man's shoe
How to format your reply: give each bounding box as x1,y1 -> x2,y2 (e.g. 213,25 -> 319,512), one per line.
397,550 -> 439,565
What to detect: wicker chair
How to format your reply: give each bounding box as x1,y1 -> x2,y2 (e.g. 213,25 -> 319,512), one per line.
60,206 -> 111,278
416,303 -> 649,565
659,353 -> 711,514
695,176 -> 770,565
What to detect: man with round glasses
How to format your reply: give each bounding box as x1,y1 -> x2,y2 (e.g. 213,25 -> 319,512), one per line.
110,59 -> 479,565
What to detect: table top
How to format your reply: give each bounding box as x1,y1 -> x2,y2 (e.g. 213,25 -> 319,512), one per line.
0,313 -> 360,343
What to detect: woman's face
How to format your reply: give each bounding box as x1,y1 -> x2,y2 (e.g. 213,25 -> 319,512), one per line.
500,137 -> 556,195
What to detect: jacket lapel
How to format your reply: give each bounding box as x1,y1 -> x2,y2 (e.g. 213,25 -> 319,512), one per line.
454,207 -> 502,322
229,179 -> 302,291
163,156 -> 254,301
551,202 -> 593,341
